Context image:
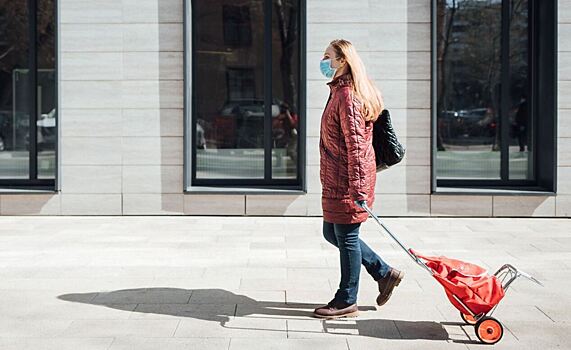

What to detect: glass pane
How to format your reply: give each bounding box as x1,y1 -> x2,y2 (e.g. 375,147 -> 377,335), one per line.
0,2 -> 31,179
271,0 -> 299,179
194,0 -> 265,179
37,0 -> 56,179
508,0 -> 533,180
436,0 -> 502,180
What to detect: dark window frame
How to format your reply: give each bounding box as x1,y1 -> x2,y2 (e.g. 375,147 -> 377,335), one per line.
0,0 -> 57,191
184,0 -> 306,191
431,0 -> 557,193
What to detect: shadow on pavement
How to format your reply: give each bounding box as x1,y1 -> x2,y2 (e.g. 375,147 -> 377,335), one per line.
58,288 -> 450,341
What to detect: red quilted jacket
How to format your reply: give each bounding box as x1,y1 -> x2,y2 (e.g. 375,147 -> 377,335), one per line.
319,73 -> 376,224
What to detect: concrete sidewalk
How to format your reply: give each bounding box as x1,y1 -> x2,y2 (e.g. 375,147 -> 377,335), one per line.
0,215 -> 568,349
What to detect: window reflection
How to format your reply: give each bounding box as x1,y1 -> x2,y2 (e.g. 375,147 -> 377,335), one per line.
436,0 -> 532,181
0,0 -> 55,182
0,1 -> 31,179
193,0 -> 300,182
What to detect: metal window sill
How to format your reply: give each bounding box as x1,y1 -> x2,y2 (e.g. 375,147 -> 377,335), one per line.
0,188 -> 57,194
184,186 -> 306,195
434,187 -> 555,196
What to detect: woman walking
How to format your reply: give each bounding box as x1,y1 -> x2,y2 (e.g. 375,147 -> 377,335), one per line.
314,39 -> 403,319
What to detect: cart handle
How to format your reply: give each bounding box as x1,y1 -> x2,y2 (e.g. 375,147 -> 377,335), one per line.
360,202 -> 433,275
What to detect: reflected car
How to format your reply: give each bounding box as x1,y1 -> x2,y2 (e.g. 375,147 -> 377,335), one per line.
213,99 -> 280,149
37,108 -> 56,151
439,108 -> 497,145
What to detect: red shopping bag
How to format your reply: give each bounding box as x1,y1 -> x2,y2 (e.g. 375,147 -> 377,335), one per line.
411,249 -> 505,315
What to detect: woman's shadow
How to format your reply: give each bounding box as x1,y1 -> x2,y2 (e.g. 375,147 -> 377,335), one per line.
58,288 -> 455,341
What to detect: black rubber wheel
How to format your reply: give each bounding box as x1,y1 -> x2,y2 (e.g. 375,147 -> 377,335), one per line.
475,316 -> 504,345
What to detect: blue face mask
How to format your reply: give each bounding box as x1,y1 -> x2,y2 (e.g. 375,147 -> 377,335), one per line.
320,58 -> 337,79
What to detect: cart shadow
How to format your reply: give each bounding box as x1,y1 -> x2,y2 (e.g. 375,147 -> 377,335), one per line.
58,288 -> 451,341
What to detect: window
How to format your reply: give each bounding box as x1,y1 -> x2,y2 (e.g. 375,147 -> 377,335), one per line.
0,0 -> 57,189
223,5 -> 252,47
188,0 -> 304,189
433,0 -> 556,191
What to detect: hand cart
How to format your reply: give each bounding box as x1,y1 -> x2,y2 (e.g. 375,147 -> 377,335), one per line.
360,203 -> 543,345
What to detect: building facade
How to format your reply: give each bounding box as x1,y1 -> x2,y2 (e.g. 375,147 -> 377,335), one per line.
0,0 -> 567,217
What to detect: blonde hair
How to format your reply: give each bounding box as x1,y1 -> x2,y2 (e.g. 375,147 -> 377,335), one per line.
330,39 -> 384,122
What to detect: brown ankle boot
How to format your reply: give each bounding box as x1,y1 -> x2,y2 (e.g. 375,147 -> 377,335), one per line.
313,300 -> 359,319
376,268 -> 404,306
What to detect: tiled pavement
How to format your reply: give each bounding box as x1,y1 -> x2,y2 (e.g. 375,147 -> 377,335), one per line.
0,215 -> 569,349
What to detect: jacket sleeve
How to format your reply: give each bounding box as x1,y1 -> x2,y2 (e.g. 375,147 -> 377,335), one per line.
338,86 -> 368,202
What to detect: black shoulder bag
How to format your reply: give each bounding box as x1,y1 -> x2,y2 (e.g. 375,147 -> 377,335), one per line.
372,109 -> 406,172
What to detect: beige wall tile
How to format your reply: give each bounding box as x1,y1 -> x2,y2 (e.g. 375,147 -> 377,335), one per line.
62,137 -> 122,165
61,81 -> 122,109
123,23 -> 183,52
381,80 -> 430,109
370,23 -> 430,52
60,0 -> 123,24
159,81 -> 184,109
558,109 -> 571,137
308,0 -> 370,23
123,52 -> 183,80
307,23 -> 430,52
400,138 -> 430,166
558,138 -> 571,166
368,52 -> 430,80
390,109 -> 431,138
61,24 -> 123,52
307,81 -> 330,109
370,194 -> 431,216
184,195 -> 245,215
559,52 -> 571,81
122,137 -> 183,165
62,165 -> 122,193
121,81 -> 183,109
123,0 -> 183,23
561,0 -> 571,23
306,194 -> 323,216
370,0 -> 431,23
123,194 -> 183,215
61,109 -> 122,137
431,195 -> 493,217
121,81 -> 159,109
123,165 -> 183,193
122,109 -> 183,137
61,52 -> 123,81
556,195 -> 571,216
122,24 -> 158,51
558,81 -> 571,109
246,195 -> 307,216
376,166 -> 431,194
558,167 -> 571,194
307,23 -> 370,52
306,165 -> 322,194
558,24 -> 571,51
307,108 -> 322,137
0,195 -> 61,215
493,196 -> 556,217
306,137 -> 320,166
61,194 -> 122,215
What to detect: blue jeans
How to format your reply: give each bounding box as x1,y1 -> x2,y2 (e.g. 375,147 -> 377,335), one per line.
323,220 -> 391,305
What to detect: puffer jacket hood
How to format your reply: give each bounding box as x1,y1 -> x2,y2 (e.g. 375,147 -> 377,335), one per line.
319,73 -> 377,224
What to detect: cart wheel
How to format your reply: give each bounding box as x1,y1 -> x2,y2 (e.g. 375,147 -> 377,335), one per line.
460,312 -> 477,325
475,317 -> 503,345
